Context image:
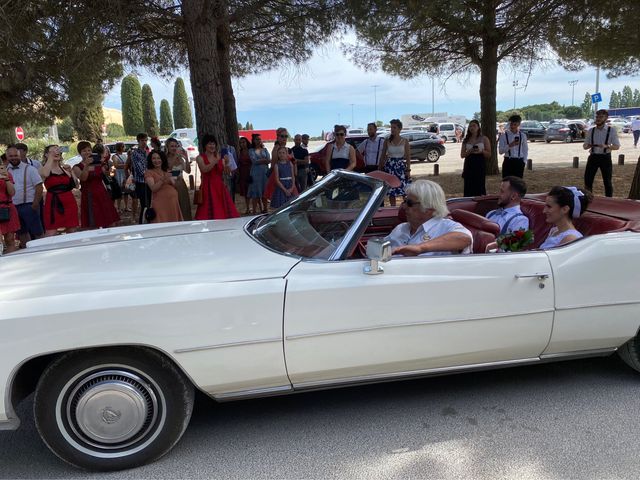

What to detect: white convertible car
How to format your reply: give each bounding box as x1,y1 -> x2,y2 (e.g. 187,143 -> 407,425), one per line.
2,170 -> 640,471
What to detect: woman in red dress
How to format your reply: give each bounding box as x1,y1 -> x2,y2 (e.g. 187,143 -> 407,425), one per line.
40,144 -> 79,236
72,141 -> 120,229
194,135 -> 239,220
236,136 -> 252,214
0,163 -> 20,253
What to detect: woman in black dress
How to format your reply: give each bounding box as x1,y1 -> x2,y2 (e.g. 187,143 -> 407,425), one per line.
460,120 -> 491,197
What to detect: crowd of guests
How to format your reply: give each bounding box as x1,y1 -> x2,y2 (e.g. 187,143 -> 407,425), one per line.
0,110 -> 616,254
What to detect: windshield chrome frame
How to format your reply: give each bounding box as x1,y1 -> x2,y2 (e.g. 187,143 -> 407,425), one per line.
246,170 -> 387,261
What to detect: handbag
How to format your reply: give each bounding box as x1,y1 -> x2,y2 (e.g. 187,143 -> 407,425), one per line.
193,188 -> 203,205
0,204 -> 10,222
143,206 -> 156,223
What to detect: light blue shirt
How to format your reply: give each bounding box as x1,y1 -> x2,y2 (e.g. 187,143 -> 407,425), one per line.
385,217 -> 473,256
498,130 -> 528,162
540,227 -> 582,249
486,205 -> 529,235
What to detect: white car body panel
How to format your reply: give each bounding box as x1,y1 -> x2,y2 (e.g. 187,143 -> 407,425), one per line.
284,252 -> 554,385
0,219 -> 299,427
543,233 -> 640,353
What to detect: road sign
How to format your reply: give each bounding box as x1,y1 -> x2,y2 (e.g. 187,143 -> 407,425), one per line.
15,127 -> 24,141
591,93 -> 602,104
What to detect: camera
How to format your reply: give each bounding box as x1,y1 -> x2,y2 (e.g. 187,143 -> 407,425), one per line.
90,153 -> 102,165
514,136 -> 520,143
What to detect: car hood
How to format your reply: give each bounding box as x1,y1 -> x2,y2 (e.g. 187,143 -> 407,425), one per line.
1,218 -> 302,296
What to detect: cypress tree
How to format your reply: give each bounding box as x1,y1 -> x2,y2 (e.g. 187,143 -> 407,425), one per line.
141,84 -> 159,137
121,74 -> 144,135
173,77 -> 193,129
159,99 -> 173,135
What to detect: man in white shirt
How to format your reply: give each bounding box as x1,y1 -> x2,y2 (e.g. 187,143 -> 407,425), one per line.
498,114 -> 528,178
15,143 -> 42,169
5,145 -> 43,246
357,122 -> 385,173
631,116 -> 640,148
486,176 -> 529,235
583,109 -> 620,197
385,179 -> 473,256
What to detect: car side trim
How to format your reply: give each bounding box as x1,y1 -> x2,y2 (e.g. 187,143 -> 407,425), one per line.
173,337 -> 282,354
213,385 -> 293,401
292,358 -> 540,390
555,300 -> 640,310
285,309 -> 555,340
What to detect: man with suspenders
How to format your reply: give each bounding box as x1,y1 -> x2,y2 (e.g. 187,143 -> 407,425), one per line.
357,122 -> 385,173
498,114 -> 528,178
486,176 -> 529,235
583,109 -> 620,197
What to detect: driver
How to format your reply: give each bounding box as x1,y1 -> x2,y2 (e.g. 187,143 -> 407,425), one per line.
385,180 -> 473,256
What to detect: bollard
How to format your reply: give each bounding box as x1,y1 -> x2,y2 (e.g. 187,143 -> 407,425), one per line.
527,159 -> 533,171
433,164 -> 439,176
572,156 -> 579,168
618,154 -> 625,165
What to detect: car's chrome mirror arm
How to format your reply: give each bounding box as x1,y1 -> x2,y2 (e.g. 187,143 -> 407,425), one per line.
364,238 -> 392,275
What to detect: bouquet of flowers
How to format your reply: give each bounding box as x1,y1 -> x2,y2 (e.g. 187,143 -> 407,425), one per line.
496,228 -> 534,252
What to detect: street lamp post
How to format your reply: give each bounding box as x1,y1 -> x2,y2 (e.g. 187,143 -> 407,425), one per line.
512,80 -> 518,110
372,85 -> 379,123
568,80 -> 578,106
350,103 -> 355,128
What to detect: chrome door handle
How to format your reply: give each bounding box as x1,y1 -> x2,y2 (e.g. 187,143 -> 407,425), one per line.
515,273 -> 550,280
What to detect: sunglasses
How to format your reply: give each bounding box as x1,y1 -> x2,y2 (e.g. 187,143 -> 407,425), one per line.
278,134 -> 287,138
403,199 -> 420,207
335,132 -> 346,136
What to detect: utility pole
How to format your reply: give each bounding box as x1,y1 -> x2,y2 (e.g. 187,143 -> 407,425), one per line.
512,80 -> 519,110
568,80 -> 578,106
350,103 -> 355,128
372,85 -> 379,123
431,77 -> 435,115
594,66 -> 600,115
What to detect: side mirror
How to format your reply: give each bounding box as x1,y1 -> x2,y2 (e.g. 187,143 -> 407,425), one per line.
364,238 -> 392,275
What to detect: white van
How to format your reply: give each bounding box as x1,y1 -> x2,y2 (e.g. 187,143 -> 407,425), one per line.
168,128 -> 198,161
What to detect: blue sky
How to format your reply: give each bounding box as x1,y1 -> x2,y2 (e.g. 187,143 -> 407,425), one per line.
104,41 -> 638,137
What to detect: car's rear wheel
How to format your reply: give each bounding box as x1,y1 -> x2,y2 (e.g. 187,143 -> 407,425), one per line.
440,135 -> 448,143
309,164 -> 319,183
618,335 -> 640,373
545,139 -> 551,143
33,347 -> 194,471
425,149 -> 440,163
564,136 -> 573,143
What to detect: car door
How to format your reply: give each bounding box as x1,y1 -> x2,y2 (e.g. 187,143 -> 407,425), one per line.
284,252 -> 554,387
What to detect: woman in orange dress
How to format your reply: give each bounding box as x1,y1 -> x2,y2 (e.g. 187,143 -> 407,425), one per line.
194,135 -> 239,220
40,144 -> 79,236
144,150 -> 183,223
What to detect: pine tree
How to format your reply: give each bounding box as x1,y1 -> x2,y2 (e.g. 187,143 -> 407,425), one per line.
237,122 -> 243,130
72,97 -> 104,142
159,99 -> 173,135
621,86 -> 634,107
121,74 -> 144,135
141,84 -> 159,136
248,122 -> 254,130
633,89 -> 640,107
581,92 -> 592,117
244,121 -> 250,130
609,91 -> 619,108
173,77 -> 193,129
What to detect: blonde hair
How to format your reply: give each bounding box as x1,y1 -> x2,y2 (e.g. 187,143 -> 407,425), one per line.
407,180 -> 449,218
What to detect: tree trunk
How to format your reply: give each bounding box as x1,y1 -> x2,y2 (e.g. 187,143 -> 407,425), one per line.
182,0 -> 227,146
629,157 -> 640,199
217,11 -> 239,149
480,5 -> 500,175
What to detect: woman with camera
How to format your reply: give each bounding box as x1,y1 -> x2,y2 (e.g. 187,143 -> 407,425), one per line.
72,142 -> 120,229
165,138 -> 192,221
40,144 -> 79,236
144,150 -> 182,223
460,120 -> 490,197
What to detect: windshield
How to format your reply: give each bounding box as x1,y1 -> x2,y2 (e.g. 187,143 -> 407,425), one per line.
249,172 -> 385,260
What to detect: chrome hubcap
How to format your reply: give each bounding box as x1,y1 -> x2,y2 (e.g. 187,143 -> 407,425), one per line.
66,370 -> 158,449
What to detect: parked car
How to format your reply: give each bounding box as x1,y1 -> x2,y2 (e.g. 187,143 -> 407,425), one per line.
398,131 -> 446,162
3,170 -> 640,471
608,117 -> 627,132
544,122 -> 585,143
519,121 -> 546,141
433,122 -> 457,142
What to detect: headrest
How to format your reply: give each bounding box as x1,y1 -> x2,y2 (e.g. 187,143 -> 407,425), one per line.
450,209 -> 500,235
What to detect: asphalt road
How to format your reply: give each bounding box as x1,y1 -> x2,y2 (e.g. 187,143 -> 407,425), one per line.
2,355 -> 640,479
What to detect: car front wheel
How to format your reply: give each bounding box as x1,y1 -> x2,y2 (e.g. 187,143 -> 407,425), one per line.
545,139 -> 551,143
564,136 -> 573,143
425,149 -> 440,163
33,347 -> 194,471
618,335 -> 640,373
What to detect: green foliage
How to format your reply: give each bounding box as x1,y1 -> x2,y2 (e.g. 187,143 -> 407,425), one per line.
621,86 -> 634,108
610,91 -> 620,108
562,106 -> 584,119
159,100 -> 173,135
141,84 -> 159,137
57,117 -> 76,142
121,75 -> 144,135
634,89 -> 640,107
0,1 -> 121,129
375,120 -> 383,127
581,92 -> 592,117
237,122 -> 243,130
173,78 -> 193,129
107,123 -> 125,138
72,94 -> 104,142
